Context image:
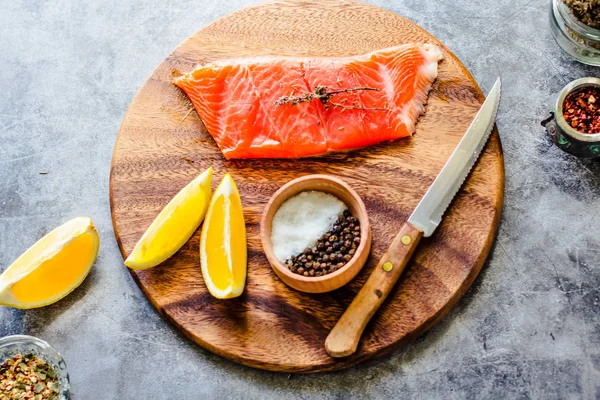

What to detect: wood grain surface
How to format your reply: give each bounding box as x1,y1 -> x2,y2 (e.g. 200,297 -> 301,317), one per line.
110,0 -> 504,372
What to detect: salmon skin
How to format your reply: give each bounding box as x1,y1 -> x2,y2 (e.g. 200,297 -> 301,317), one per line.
174,44 -> 443,159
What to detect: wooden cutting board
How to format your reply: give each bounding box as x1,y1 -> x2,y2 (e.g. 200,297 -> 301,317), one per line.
110,0 -> 503,372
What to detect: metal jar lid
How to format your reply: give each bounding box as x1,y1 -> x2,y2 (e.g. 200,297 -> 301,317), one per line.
542,77 -> 600,158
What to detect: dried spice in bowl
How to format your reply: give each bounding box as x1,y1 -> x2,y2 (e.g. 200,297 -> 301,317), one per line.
270,190 -> 361,277
286,210 -> 361,277
563,86 -> 600,133
542,77 -> 600,159
0,353 -> 60,400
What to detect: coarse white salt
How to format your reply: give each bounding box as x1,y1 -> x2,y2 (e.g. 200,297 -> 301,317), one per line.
271,190 -> 347,263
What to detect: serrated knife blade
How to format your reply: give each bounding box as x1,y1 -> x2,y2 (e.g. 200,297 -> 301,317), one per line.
408,78 -> 502,237
326,78 -> 502,358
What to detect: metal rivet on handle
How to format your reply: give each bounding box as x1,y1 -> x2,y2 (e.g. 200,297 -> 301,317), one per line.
382,262 -> 393,272
401,235 -> 411,245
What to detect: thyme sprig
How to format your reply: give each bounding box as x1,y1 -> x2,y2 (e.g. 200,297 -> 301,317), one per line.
275,86 -> 388,111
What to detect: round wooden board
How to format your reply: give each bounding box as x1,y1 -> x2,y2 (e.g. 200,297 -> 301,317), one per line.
110,0 -> 504,372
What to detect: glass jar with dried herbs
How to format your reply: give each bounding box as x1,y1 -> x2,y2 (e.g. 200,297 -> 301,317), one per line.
0,336 -> 69,400
550,0 -> 600,65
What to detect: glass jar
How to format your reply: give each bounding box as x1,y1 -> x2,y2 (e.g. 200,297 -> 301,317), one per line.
549,0 -> 600,66
542,77 -> 600,159
0,335 -> 70,399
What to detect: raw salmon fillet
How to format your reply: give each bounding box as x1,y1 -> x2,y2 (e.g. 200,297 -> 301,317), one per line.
174,44 -> 443,159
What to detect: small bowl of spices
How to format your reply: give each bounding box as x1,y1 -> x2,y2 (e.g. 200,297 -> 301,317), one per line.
0,335 -> 69,400
260,175 -> 371,293
542,77 -> 600,158
550,0 -> 600,65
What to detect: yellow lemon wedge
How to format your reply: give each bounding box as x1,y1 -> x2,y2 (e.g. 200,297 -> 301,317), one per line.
125,167 -> 213,270
200,173 -> 247,299
0,217 -> 99,309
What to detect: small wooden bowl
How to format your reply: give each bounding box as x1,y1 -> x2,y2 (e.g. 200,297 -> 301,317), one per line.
260,174 -> 372,293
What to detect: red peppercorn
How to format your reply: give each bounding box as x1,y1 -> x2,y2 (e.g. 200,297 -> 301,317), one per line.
563,87 -> 600,134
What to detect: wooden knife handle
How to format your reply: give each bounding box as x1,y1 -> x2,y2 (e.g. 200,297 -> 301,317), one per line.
325,222 -> 423,358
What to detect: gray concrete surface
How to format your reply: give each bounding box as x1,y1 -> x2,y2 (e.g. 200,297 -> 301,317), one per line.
1,0 -> 599,398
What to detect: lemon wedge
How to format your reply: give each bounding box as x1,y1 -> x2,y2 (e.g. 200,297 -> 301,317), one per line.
0,217 -> 99,309
125,167 -> 213,270
200,173 -> 247,299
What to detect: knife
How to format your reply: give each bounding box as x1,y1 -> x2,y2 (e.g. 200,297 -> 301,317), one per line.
325,78 -> 502,358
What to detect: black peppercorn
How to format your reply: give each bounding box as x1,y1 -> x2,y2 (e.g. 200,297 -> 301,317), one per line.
285,209 -> 361,277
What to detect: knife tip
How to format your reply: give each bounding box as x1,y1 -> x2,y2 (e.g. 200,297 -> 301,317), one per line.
489,78 -> 502,99
493,77 -> 502,90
